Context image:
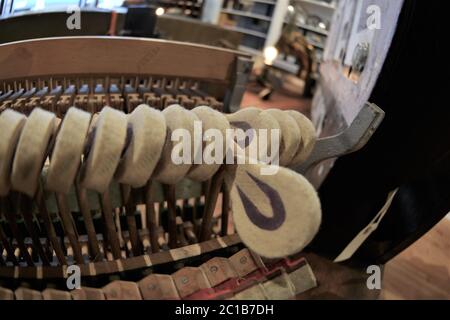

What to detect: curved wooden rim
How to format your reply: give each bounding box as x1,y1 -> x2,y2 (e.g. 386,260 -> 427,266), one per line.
0,36 -> 251,83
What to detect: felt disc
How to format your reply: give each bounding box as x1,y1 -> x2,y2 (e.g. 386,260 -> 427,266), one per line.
80,106 -> 127,193
227,108 -> 280,164
153,104 -> 199,185
226,161 -> 321,258
187,106 -> 230,182
261,109 -> 301,166
46,107 -> 92,194
11,108 -> 56,197
0,109 -> 26,196
116,104 -> 167,187
287,111 -> 317,167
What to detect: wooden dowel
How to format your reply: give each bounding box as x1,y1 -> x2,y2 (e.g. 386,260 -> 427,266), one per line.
35,185 -> 66,265
75,183 -> 102,262
0,223 -> 17,265
120,184 -> 142,257
184,222 -> 197,244
177,222 -> 189,247
19,195 -> 50,266
199,166 -> 226,242
220,182 -> 230,237
0,197 -> 33,266
144,180 -> 159,253
181,199 -> 189,220
192,197 -> 200,234
99,191 -> 122,260
163,185 -> 178,249
55,193 -> 84,264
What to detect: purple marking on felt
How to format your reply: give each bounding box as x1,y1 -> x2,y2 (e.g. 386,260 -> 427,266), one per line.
230,121 -> 254,149
236,171 -> 286,231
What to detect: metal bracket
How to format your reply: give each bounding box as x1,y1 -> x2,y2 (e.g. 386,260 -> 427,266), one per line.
296,102 -> 385,174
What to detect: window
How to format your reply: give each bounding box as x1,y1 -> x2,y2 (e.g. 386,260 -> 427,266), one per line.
12,0 -> 80,13
1,0 -> 125,16
97,0 -> 124,10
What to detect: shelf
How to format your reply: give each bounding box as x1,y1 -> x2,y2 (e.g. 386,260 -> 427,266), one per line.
239,45 -> 262,56
284,20 -> 329,36
299,0 -> 336,11
297,23 -> 329,36
253,0 -> 276,4
221,9 -> 272,21
308,39 -> 325,49
238,46 -> 321,75
222,25 -> 267,38
239,45 -> 300,74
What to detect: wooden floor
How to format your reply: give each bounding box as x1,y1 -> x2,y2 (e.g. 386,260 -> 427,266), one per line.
241,84 -> 312,115
381,216 -> 450,300
242,87 -> 450,300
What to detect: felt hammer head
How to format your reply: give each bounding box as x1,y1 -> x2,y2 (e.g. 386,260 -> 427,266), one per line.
187,106 -> 230,182
11,107 -> 56,197
46,107 -> 92,194
79,106 -> 128,193
0,109 -> 26,197
115,104 -> 167,188
225,160 -> 321,259
261,109 -> 301,167
287,110 -> 317,167
227,108 -> 280,164
153,104 -> 199,185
